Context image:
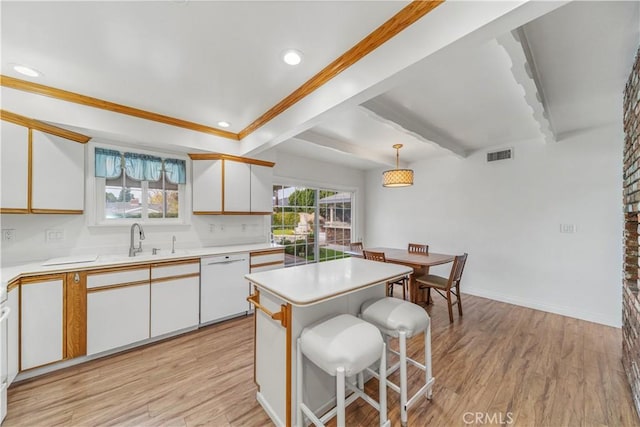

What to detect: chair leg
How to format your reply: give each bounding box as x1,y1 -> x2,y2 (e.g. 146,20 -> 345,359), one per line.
426,288 -> 432,305
402,279 -> 407,300
379,342 -> 388,427
457,285 -> 463,316
336,367 -> 346,427
425,324 -> 433,399
296,339 -> 303,427
399,331 -> 408,427
446,289 -> 454,323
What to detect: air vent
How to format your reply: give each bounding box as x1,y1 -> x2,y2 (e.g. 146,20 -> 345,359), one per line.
487,148 -> 513,162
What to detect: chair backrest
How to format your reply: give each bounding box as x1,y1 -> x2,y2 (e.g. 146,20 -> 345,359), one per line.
363,250 -> 386,262
408,243 -> 429,254
448,253 -> 468,288
350,242 -> 364,253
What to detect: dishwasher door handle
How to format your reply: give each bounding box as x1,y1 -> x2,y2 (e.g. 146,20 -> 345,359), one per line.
206,259 -> 246,266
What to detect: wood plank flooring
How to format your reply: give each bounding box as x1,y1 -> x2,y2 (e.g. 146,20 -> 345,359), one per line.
4,294 -> 638,426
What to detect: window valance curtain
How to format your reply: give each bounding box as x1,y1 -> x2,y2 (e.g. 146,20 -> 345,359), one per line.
94,148 -> 186,184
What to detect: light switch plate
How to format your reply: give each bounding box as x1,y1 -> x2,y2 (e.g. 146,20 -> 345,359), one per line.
1,229 -> 15,241
45,228 -> 65,242
560,224 -> 577,233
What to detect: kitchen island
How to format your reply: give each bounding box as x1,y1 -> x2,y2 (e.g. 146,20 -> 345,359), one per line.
245,257 -> 412,427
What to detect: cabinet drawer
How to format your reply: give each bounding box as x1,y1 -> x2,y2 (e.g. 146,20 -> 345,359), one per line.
250,250 -> 285,266
250,263 -> 284,273
87,267 -> 150,289
151,260 -> 199,280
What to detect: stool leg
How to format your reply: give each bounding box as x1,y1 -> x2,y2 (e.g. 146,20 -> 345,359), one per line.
399,331 -> 408,427
336,367 -> 346,427
425,323 -> 433,400
379,342 -> 388,427
296,339 -> 303,427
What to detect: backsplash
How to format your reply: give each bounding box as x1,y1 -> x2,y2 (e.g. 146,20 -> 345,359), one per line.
0,213 -> 269,265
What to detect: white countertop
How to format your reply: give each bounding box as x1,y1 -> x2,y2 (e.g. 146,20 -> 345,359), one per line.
245,257 -> 412,306
1,243 -> 281,290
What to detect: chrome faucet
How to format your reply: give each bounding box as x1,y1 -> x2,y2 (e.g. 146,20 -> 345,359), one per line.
129,223 -> 145,257
171,235 -> 176,254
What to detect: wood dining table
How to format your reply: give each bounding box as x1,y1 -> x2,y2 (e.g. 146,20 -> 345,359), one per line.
347,247 -> 455,304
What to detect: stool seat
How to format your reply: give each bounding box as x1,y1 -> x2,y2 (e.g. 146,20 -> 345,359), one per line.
361,297 -> 429,338
300,314 -> 383,377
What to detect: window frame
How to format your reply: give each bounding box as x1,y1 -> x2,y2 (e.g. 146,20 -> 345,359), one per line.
88,141 -> 191,227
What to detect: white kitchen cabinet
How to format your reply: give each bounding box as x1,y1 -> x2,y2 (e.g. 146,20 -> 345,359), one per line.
250,164 -> 273,213
31,130 -> 85,212
250,249 -> 285,273
0,121 -> 29,212
192,159 -> 222,213
224,160 -> 251,212
21,277 -> 64,370
86,267 -> 150,355
7,286 -> 19,384
150,260 -> 200,337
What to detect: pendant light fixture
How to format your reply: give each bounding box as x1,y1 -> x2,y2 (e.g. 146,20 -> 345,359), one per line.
382,144 -> 414,187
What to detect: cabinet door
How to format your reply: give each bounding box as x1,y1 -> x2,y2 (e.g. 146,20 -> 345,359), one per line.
87,284 -> 150,355
250,164 -> 273,213
0,121 -> 29,212
192,159 -> 222,213
21,278 -> 64,370
7,287 -> 19,384
151,277 -> 200,337
223,160 -> 250,212
31,130 -> 85,212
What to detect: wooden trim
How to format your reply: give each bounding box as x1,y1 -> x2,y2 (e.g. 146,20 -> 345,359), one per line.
188,153 -> 275,167
27,128 -> 32,212
18,284 -> 22,372
0,208 -> 30,214
1,109 -> 91,143
247,211 -> 273,216
7,279 -> 20,292
29,209 -> 83,215
87,281 -> 150,293
62,274 -> 67,360
150,258 -> 200,268
65,272 -> 87,359
250,249 -> 285,257
1,76 -> 239,141
21,273 -> 66,284
250,261 -> 284,270
150,273 -> 200,284
285,303 -> 292,427
192,211 -> 224,215
87,264 -> 151,275
222,211 -> 254,215
238,0 -> 445,139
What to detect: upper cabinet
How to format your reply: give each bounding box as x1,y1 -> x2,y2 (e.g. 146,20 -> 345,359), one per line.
0,120 -> 29,212
190,153 -> 274,215
31,130 -> 85,213
0,111 -> 90,214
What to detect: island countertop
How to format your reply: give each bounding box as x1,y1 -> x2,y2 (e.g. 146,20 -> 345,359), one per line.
245,257 -> 412,306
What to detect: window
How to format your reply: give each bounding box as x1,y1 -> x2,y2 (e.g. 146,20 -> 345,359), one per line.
272,185 -> 354,267
95,147 -> 186,223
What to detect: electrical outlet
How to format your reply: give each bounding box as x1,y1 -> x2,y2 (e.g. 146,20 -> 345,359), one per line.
209,224 -> 215,233
45,228 -> 65,242
560,224 -> 577,233
1,229 -> 15,242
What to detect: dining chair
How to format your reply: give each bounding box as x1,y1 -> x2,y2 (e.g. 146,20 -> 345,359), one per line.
363,250 -> 408,300
408,243 -> 429,254
415,253 -> 468,323
350,241 -> 364,254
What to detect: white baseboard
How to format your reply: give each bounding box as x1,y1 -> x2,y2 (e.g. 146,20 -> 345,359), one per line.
463,287 -> 621,328
257,391 -> 285,427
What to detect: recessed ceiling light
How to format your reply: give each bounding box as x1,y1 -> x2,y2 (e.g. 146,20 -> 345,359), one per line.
217,121 -> 231,128
13,64 -> 41,77
282,49 -> 303,66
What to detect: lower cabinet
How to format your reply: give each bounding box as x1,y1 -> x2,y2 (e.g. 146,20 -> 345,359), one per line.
20,275 -> 64,370
7,285 -> 19,383
86,266 -> 150,356
150,259 -> 200,337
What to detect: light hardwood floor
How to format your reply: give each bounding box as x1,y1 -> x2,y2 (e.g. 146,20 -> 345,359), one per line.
4,294 -> 638,426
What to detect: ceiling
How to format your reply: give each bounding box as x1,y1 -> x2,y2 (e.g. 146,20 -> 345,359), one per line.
1,1 -> 639,170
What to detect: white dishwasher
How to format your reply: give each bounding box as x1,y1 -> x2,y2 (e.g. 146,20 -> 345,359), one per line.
200,253 -> 250,324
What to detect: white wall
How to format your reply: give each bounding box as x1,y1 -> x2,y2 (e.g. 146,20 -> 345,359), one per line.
365,126 -> 623,327
270,150 -> 366,242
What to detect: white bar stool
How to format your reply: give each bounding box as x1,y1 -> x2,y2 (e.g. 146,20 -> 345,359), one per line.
296,314 -> 390,427
361,297 -> 435,427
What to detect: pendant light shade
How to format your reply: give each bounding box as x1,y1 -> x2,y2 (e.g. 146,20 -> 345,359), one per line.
382,144 -> 413,187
